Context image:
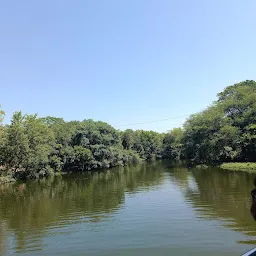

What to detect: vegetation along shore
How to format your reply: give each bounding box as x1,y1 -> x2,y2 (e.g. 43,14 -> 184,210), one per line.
220,163 -> 256,173
0,80 -> 255,183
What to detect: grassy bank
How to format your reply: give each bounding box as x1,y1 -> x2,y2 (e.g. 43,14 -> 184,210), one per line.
220,163 -> 256,173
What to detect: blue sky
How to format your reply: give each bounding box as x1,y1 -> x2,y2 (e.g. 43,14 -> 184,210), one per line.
0,0 -> 255,132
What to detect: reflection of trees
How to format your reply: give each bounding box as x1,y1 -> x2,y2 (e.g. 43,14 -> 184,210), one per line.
123,162 -> 165,193
167,166 -> 190,189
0,221 -> 7,256
0,162 -> 165,253
169,167 -> 256,243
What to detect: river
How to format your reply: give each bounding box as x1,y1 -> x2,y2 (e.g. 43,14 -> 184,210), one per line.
0,161 -> 256,255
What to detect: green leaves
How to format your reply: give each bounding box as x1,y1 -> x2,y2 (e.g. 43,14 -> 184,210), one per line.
0,104 -> 4,124
162,128 -> 184,160
1,112 -> 30,170
3,79 -> 255,179
1,112 -> 54,176
73,146 -> 94,171
183,80 -> 256,164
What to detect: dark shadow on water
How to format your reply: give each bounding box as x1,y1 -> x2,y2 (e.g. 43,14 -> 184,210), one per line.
250,176 -> 256,222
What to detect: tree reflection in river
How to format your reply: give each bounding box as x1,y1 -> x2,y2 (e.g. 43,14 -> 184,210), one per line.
167,167 -> 256,244
250,176 -> 256,222
0,162 -> 165,253
1,161 -> 256,254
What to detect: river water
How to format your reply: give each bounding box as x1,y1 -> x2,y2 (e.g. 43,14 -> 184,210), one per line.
0,161 -> 256,256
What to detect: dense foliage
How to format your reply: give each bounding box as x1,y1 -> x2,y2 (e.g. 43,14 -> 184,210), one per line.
0,80 -> 255,180
0,111 -> 181,179
183,80 -> 256,164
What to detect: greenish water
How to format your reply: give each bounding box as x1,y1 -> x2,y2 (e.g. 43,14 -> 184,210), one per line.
1,161 -> 256,256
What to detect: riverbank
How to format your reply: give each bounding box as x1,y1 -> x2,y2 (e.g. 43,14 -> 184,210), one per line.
0,168 -> 64,185
220,163 -> 256,173
0,161 -> 144,185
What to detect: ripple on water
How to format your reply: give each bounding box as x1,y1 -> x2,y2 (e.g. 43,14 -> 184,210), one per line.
0,162 -> 256,255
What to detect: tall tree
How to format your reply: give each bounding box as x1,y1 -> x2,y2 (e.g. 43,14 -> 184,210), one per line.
0,105 -> 5,139
163,128 -> 184,159
23,114 -> 55,174
183,80 -> 256,164
1,112 -> 30,171
1,112 -> 55,176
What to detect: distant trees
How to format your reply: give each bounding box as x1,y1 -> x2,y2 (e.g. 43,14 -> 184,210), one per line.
162,128 -> 183,160
183,80 -> 256,164
0,113 -> 179,179
0,80 -> 255,180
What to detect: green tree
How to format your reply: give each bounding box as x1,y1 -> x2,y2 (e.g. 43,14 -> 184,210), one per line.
121,129 -> 135,150
0,105 -> 5,165
183,80 -> 256,164
73,146 -> 94,171
0,112 -> 30,171
41,116 -> 72,146
163,128 -> 184,159
23,114 -> 55,175
132,130 -> 163,160
0,105 -> 4,122
1,112 -> 55,177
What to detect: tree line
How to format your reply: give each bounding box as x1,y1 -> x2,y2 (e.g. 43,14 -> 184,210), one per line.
183,80 -> 256,164
0,109 -> 183,179
0,80 -> 255,180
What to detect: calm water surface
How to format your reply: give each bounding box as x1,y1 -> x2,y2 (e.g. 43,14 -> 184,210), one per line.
1,161 -> 256,256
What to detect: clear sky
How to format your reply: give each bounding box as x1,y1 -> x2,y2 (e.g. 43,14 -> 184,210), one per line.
0,0 -> 255,132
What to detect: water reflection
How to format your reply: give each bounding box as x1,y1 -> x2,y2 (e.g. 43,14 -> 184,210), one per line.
250,176 -> 256,222
0,221 -> 7,256
0,163 -> 165,254
250,202 -> 256,222
1,161 -> 256,255
167,167 -> 256,244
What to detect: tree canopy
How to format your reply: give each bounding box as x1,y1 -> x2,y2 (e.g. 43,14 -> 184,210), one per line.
183,80 -> 256,164
0,80 -> 255,180
0,112 -> 181,179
